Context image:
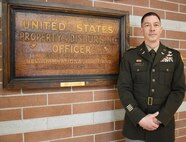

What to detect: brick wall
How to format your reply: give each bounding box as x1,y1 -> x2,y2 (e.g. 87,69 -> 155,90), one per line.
0,0 -> 186,142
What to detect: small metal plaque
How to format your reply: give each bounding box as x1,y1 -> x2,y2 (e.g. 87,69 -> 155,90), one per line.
2,0 -> 129,89
60,82 -> 85,87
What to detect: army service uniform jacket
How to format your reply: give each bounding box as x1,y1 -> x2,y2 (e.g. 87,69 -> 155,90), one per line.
117,42 -> 185,142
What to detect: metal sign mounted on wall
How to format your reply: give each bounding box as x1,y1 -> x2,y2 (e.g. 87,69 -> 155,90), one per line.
2,0 -> 129,89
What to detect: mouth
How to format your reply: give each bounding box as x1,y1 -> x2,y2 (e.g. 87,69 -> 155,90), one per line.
149,34 -> 157,37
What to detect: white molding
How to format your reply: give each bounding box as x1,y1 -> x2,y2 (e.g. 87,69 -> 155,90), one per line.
0,101 -> 185,136
130,15 -> 186,32
0,109 -> 124,136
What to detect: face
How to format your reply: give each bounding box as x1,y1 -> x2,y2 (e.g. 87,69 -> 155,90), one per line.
141,15 -> 162,45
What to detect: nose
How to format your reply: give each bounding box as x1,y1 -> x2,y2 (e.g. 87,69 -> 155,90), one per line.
150,25 -> 155,31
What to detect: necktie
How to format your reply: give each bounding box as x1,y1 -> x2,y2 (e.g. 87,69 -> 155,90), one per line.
149,49 -> 156,61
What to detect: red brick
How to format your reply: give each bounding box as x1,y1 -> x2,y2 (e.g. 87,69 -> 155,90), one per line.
175,112 -> 179,120
52,136 -> 94,142
176,136 -> 186,142
166,0 -> 186,4
133,27 -> 142,37
166,12 -> 186,22
0,95 -> 46,108
94,90 -> 118,101
133,7 -> 165,19
180,41 -> 186,49
177,127 -> 186,136
23,105 -> 71,119
166,31 -> 186,40
179,50 -> 186,59
47,0 -> 92,7
115,0 -> 149,7
0,88 -> 20,95
22,87 -> 71,94
178,111 -> 186,119
0,134 -> 22,142
180,5 -> 186,13
72,85 -> 115,92
161,39 -> 179,48
94,1 -> 132,14
183,59 -> 186,66
74,122 -> 114,136
48,92 -> 93,104
130,37 -> 144,47
95,130 -> 124,142
115,120 -> 124,130
150,0 -> 178,11
73,101 -> 114,114
115,100 -> 123,109
0,109 -> 21,121
175,129 -> 179,137
24,128 -> 72,142
176,119 -> 186,128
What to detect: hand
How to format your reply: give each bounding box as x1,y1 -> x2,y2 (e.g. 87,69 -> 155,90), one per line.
138,111 -> 160,131
153,117 -> 161,125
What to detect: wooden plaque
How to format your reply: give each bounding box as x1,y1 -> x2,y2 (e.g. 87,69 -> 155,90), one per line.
2,0 -> 129,89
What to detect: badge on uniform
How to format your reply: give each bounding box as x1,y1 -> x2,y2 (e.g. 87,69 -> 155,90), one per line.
126,104 -> 134,112
136,59 -> 142,63
134,59 -> 144,66
161,51 -> 173,62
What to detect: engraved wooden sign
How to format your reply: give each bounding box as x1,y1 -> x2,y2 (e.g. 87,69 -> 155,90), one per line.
2,0 -> 129,89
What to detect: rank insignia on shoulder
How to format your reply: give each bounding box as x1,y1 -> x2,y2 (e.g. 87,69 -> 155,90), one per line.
126,104 -> 134,112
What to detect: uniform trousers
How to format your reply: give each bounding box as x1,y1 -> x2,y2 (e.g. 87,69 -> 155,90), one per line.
125,138 -> 145,142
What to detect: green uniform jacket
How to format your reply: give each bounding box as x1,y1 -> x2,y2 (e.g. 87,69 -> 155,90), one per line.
117,42 -> 185,142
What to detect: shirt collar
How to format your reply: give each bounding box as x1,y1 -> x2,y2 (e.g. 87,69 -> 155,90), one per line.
146,44 -> 159,52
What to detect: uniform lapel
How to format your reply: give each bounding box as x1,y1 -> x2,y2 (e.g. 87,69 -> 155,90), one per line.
137,42 -> 152,62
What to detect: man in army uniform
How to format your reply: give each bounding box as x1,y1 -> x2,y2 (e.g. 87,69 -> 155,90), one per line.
117,12 -> 185,142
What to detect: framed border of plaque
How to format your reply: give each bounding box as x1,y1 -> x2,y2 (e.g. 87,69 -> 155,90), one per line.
2,0 -> 129,89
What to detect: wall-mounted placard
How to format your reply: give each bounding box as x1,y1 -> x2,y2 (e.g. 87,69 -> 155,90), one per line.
2,0 -> 129,89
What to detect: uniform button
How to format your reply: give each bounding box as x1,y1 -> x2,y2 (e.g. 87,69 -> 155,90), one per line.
166,68 -> 169,72
137,69 -> 140,71
152,79 -> 155,82
152,69 -> 155,72
151,89 -> 155,92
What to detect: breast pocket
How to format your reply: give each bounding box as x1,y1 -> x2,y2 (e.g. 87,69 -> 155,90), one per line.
131,65 -> 147,84
159,65 -> 174,85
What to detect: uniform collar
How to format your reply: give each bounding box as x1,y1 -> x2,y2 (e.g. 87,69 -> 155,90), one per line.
146,44 -> 159,52
138,42 -> 168,65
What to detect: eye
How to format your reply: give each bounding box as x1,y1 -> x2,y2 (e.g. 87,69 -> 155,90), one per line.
154,23 -> 160,27
144,24 -> 150,27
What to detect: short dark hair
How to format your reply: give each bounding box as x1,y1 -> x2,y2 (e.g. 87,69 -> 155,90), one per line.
141,12 -> 161,25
